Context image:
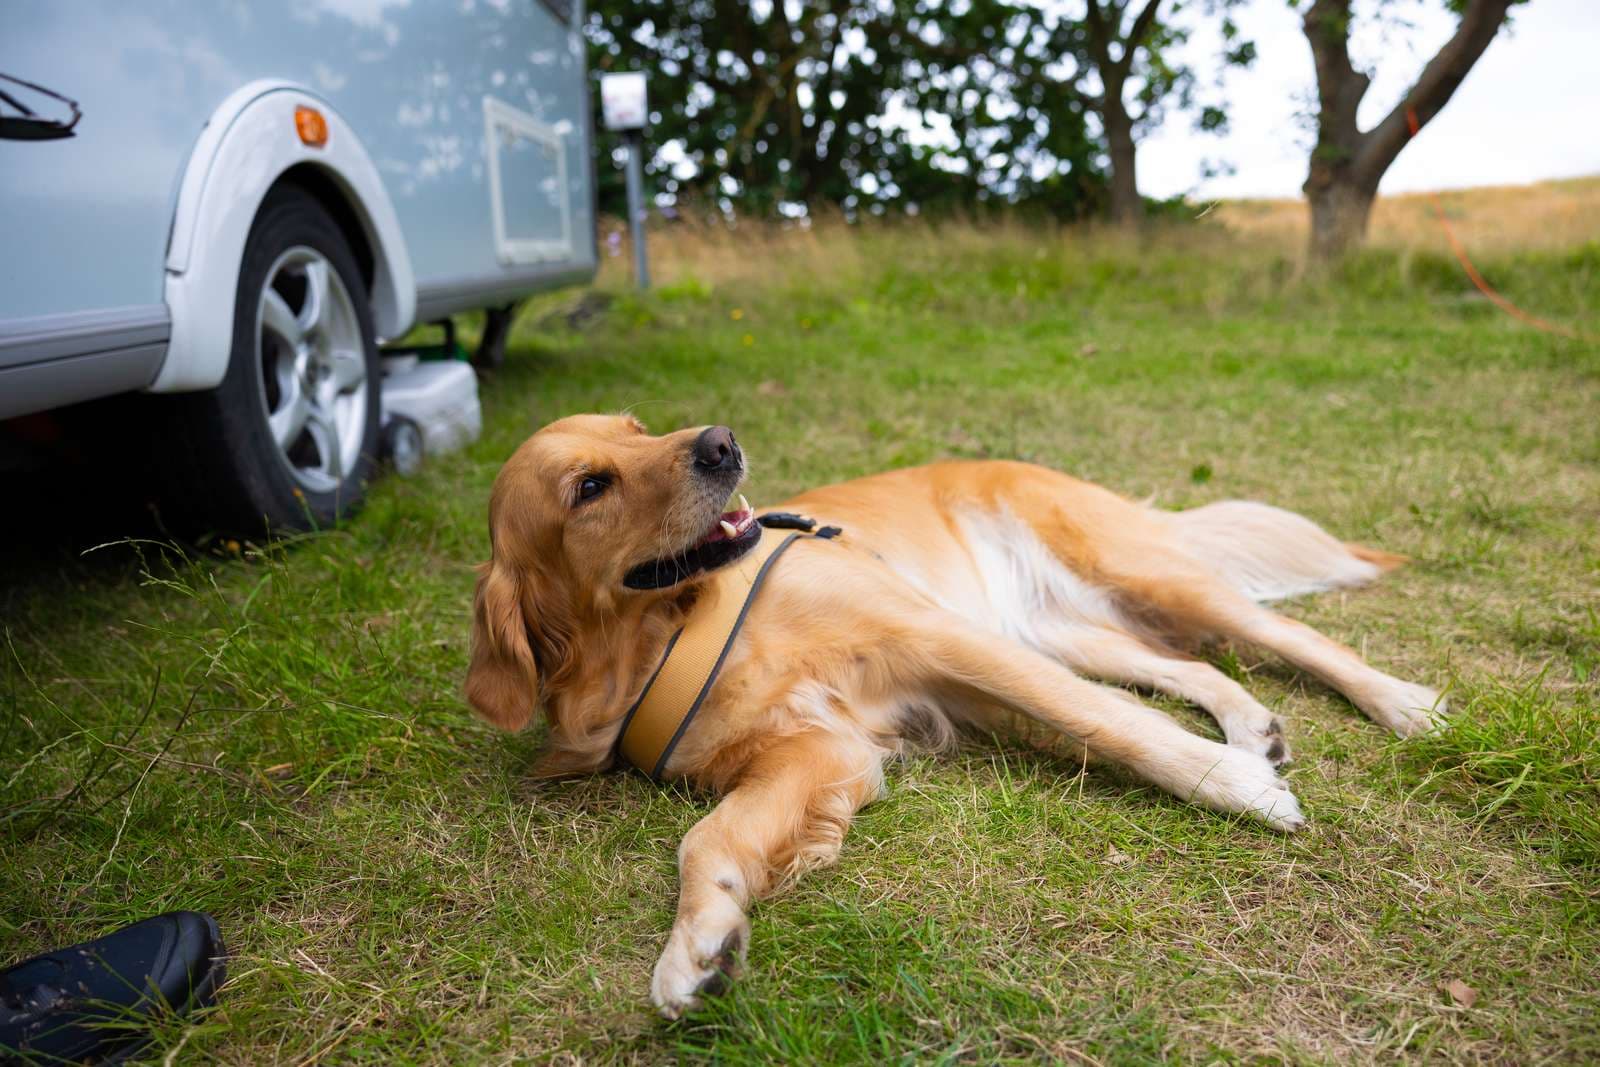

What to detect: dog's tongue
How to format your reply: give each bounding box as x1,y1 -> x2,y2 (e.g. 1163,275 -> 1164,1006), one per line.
700,506 -> 755,545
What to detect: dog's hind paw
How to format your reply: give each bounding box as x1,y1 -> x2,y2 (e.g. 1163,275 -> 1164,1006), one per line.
1226,715 -> 1291,767
1244,776 -> 1306,833
1189,746 -> 1306,833
1367,682 -> 1448,738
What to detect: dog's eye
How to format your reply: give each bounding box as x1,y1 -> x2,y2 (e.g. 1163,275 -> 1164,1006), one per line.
575,476 -> 609,504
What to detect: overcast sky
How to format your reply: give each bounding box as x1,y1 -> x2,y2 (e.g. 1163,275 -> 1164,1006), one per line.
1137,0 -> 1600,200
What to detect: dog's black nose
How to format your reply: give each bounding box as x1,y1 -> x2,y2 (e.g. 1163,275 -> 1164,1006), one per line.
692,425 -> 739,471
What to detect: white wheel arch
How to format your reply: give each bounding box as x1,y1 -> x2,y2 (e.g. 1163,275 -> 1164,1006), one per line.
153,80 -> 416,393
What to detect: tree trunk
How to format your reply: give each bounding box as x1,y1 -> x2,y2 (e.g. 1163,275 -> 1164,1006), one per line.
1306,179 -> 1376,261
1103,90 -> 1141,227
1300,0 -> 1514,262
1084,0 -> 1163,228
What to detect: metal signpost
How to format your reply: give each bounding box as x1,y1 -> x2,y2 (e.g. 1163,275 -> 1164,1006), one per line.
599,72 -> 650,290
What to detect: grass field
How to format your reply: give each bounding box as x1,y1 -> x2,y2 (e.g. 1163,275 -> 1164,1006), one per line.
1212,175 -> 1600,255
3,186 -> 1599,1063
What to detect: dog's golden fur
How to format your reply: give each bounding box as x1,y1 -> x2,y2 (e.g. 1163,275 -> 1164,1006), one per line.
466,414 -> 1444,1016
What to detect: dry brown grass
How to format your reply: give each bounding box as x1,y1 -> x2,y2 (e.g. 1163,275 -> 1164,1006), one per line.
1212,175 -> 1600,254
599,210 -> 868,290
598,212 -> 1215,297
598,175 -> 1600,296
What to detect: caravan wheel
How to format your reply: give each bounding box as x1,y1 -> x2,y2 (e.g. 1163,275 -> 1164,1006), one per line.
164,186 -> 382,535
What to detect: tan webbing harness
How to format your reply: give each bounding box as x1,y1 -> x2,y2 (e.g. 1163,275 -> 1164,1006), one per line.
613,518 -> 838,780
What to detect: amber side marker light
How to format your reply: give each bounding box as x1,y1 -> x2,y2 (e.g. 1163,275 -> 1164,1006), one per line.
295,106 -> 328,147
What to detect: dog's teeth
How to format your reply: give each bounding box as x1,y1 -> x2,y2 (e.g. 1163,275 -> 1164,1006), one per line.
739,494 -> 750,514
720,520 -> 738,538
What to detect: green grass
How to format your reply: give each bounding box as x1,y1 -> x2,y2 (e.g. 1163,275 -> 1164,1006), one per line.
3,223 -> 1598,1063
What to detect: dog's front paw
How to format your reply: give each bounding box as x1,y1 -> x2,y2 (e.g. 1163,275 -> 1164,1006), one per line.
1366,681 -> 1448,738
650,907 -> 750,1020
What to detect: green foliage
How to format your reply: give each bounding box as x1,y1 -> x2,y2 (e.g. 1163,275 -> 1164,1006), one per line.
1097,0 -> 1254,136
586,0 -> 1107,219
585,0 -> 1257,220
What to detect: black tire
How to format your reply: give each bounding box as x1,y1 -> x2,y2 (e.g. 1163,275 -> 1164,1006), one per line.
161,185 -> 382,537
382,417 -> 424,476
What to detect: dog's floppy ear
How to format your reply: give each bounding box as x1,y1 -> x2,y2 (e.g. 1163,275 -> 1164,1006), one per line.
465,560 -> 538,731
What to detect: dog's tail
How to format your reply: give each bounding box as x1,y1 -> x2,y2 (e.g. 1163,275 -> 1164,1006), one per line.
1167,500 -> 1404,604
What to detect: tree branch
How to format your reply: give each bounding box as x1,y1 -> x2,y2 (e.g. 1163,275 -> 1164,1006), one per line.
1120,0 -> 1165,73
1355,0 -> 1515,184
1083,0 -> 1117,73
1303,0 -> 1368,157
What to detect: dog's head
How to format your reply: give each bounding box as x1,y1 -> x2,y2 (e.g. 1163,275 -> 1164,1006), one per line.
464,414 -> 760,731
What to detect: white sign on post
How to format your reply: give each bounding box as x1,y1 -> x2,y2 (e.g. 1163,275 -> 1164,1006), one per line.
599,72 -> 648,131
600,71 -> 651,288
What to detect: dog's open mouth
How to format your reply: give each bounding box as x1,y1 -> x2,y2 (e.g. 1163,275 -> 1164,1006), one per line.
622,495 -> 762,590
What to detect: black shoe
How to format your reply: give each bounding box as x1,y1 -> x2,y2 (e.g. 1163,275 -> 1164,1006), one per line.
0,911 -> 226,1065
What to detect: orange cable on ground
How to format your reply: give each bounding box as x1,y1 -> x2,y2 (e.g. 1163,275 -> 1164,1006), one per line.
1403,107 -> 1590,343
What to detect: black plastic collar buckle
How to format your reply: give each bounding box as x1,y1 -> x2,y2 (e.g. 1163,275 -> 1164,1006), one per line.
757,512 -> 842,539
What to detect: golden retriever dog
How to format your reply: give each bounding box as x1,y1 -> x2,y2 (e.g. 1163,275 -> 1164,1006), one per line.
465,414 -> 1445,1017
